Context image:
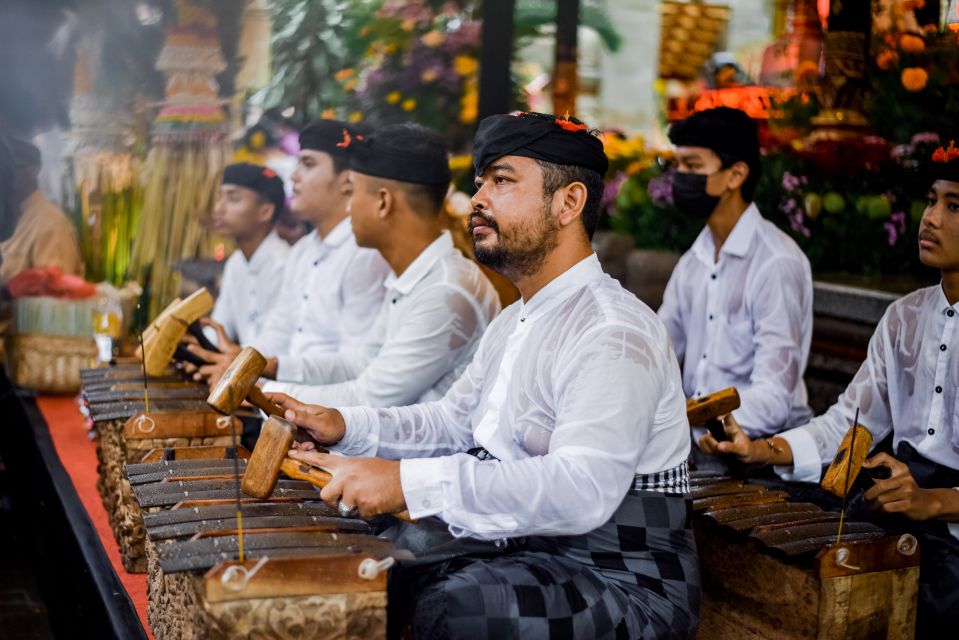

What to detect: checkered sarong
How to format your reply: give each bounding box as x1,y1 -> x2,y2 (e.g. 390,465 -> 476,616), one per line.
389,485 -> 699,639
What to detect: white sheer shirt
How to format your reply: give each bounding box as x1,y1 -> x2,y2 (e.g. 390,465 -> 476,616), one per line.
332,254 -> 691,540
776,284 -> 959,538
208,231 -> 290,346
658,204 -> 813,437
247,218 -> 390,381
262,232 -> 501,407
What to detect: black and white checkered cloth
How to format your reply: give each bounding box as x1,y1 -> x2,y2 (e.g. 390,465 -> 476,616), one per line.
633,460 -> 689,495
389,486 -> 700,639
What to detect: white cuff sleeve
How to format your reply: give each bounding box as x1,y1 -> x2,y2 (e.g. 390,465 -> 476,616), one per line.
400,457 -> 446,519
774,427 -> 822,483
276,356 -> 304,383
331,407 -> 379,457
260,380 -> 291,395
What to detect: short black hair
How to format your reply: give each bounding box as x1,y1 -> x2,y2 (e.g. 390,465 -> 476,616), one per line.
253,192 -> 284,223
535,160 -> 604,240
331,153 -> 350,175
668,106 -> 761,201
363,123 -> 450,214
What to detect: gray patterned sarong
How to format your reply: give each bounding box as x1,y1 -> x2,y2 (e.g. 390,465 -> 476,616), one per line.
385,469 -> 700,640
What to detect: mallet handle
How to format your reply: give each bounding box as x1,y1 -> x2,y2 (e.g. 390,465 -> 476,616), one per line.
247,385 -> 286,417
279,458 -> 413,523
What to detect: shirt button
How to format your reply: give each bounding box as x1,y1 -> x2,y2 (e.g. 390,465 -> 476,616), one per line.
928,428 -> 935,436
936,386 -> 943,393
422,499 -> 431,508
708,314 -> 714,321
313,260 -> 319,267
941,344 -> 948,352
303,294 -> 308,300
710,274 -> 717,280
702,354 -> 707,360
297,327 -> 303,333
392,298 -> 397,304
948,310 -> 955,317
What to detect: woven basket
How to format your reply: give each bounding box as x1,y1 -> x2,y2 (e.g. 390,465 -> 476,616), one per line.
5,333 -> 98,394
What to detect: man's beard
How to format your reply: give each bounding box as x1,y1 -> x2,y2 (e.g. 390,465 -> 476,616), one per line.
469,200 -> 558,279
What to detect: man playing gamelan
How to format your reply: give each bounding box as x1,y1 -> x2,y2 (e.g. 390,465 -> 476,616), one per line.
262,123 -> 501,407
269,112 -> 700,639
700,143 -> 959,637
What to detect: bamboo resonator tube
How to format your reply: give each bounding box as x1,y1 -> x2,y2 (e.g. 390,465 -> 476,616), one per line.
206,347 -> 285,418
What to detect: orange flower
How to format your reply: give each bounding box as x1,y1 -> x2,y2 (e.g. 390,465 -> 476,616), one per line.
321,108 -> 336,119
901,67 -> 928,91
334,68 -> 355,81
899,34 -> 925,53
932,141 -> 959,163
876,49 -> 899,71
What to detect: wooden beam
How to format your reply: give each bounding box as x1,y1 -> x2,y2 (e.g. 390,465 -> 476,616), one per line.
478,0 -> 516,120
552,0 -> 579,118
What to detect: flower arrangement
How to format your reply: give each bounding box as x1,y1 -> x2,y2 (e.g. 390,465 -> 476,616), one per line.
329,0 -> 483,150
867,17 -> 959,143
602,135 -> 938,277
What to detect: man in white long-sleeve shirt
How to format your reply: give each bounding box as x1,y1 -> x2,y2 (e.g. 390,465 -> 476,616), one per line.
188,120 -> 390,383
658,107 -> 813,438
262,123 -> 500,407
269,112 -> 699,639
204,163 -> 290,347
700,143 -> 959,637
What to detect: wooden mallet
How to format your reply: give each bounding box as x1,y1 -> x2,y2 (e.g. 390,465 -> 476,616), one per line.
242,416 -> 413,522
140,289 -> 215,376
686,387 -> 741,442
206,347 -> 285,418
821,421 -> 875,499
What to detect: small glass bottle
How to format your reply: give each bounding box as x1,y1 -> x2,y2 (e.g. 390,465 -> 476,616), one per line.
92,294 -> 122,363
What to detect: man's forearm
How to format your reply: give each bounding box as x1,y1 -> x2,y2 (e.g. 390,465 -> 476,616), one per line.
927,487 -> 959,522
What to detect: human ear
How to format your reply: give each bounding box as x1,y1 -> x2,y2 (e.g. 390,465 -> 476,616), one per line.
726,161 -> 749,192
378,188 -> 392,220
557,181 -> 588,228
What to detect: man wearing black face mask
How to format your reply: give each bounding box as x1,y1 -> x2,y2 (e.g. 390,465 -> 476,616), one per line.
658,106 -> 813,443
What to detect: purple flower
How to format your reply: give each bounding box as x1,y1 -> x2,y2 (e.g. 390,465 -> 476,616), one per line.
911,131 -> 940,146
891,210 -> 907,233
782,171 -> 802,192
884,221 -> 898,246
602,172 -> 628,211
647,173 -> 673,205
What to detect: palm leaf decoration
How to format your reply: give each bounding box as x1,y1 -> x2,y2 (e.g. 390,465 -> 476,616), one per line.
514,0 -> 622,53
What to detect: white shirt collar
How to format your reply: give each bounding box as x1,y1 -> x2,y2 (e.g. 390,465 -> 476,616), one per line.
244,231 -> 283,273
315,217 -> 352,247
692,202 -> 761,265
519,253 -> 604,322
385,231 -> 453,296
936,282 -> 958,314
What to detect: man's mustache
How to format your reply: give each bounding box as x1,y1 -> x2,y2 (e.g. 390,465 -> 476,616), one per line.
919,228 -> 939,244
468,211 -> 497,232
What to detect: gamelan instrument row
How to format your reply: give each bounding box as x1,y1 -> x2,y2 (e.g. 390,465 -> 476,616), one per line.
687,418 -> 921,640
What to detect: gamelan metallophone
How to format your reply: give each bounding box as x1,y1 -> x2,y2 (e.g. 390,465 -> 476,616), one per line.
690,471 -> 921,640
126,455 -> 404,640
81,365 -> 241,572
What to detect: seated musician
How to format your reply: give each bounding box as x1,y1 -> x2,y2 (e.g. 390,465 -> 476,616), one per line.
267,112 -> 699,639
261,123 -> 500,407
700,144 -> 959,635
186,120 -> 390,381
204,163 -> 290,347
658,107 -> 813,438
